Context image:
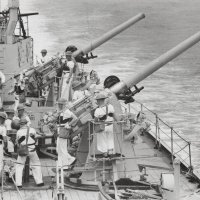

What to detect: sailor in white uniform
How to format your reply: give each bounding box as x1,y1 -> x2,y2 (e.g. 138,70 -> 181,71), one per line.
88,70 -> 100,93
56,98 -> 76,170
72,81 -> 90,101
8,73 -> 26,111
36,49 -> 49,66
94,93 -> 116,154
15,118 -> 44,188
61,51 -> 79,101
13,105 -> 31,127
5,108 -> 15,154
0,112 -> 7,172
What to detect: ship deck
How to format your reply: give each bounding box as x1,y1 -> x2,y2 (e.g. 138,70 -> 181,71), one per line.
1,132 -> 198,200
121,132 -> 198,197
2,187 -> 98,200
1,157 -> 99,200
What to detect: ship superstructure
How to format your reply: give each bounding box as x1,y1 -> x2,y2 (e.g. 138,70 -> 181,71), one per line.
0,0 -> 37,103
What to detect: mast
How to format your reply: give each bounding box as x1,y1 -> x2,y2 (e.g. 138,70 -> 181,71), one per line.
6,0 -> 19,44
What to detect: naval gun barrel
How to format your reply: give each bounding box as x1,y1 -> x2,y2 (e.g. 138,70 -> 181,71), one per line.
73,13 -> 145,57
110,31 -> 200,94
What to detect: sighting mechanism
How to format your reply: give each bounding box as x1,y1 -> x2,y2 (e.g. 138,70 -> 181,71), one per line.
118,85 -> 144,104
86,52 -> 98,60
65,45 -> 97,64
104,75 -> 144,104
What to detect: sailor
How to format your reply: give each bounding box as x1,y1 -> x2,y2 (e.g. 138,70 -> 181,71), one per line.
5,108 -> 15,154
8,73 -> 26,111
60,51 -> 80,101
65,51 -> 79,83
72,81 -> 90,101
0,71 -> 6,110
0,112 -> 7,172
94,93 -> 116,155
36,49 -> 49,66
56,98 -> 76,170
90,70 -> 100,84
136,111 -> 150,133
14,105 -> 31,127
15,118 -> 44,188
84,70 -> 100,95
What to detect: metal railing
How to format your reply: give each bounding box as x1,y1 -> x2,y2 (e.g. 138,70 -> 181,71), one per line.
122,100 -> 192,169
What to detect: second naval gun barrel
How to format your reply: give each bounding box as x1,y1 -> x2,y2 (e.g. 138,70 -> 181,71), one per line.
17,14 -> 145,80
73,13 -> 145,57
111,31 -> 200,94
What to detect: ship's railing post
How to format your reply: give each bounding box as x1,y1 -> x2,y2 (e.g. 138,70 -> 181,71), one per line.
154,114 -> 158,149
88,121 -> 91,159
188,142 -> 192,168
170,127 -> 174,166
158,121 -> 161,151
93,122 -> 96,161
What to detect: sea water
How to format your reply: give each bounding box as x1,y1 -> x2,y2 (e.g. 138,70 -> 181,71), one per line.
2,0 -> 200,169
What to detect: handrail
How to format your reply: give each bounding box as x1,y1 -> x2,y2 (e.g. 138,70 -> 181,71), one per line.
121,100 -> 192,169
131,101 -> 190,143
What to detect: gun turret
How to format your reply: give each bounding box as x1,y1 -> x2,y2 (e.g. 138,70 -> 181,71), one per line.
110,31 -> 200,95
73,13 -> 145,58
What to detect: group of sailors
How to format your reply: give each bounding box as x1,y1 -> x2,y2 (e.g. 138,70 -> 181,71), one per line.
0,47 -> 147,189
0,47 -> 111,188
53,95 -> 117,174
0,105 -> 44,188
6,48 -> 100,110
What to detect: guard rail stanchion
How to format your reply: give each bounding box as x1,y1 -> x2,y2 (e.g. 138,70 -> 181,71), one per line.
88,121 -> 91,158
170,127 -> 174,167
154,114 -> 158,149
188,142 -> 192,169
93,122 -> 96,161
158,121 -> 161,151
